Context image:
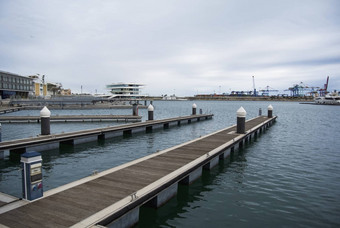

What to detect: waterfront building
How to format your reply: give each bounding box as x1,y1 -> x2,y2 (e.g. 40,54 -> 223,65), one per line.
28,75 -> 47,97
106,83 -> 145,99
0,70 -> 33,99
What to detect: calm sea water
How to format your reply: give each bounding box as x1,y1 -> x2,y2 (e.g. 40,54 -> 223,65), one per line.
1,101 -> 339,227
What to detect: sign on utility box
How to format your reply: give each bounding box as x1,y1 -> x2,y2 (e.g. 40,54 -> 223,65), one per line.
21,151 -> 43,201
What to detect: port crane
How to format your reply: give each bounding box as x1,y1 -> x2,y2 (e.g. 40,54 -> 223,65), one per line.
259,86 -> 279,96
285,82 -> 310,97
318,76 -> 329,96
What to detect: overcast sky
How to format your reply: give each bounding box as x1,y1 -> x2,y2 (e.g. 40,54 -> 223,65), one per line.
1,0 -> 339,96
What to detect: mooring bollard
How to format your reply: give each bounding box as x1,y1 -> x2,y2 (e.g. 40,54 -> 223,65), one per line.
148,104 -> 154,121
259,108 -> 262,116
192,103 -> 197,115
268,105 -> 273,118
132,103 -> 138,116
40,106 -> 51,135
200,108 -> 203,114
236,106 -> 246,134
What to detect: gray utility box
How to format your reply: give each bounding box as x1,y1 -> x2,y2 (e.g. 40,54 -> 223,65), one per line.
21,151 -> 43,201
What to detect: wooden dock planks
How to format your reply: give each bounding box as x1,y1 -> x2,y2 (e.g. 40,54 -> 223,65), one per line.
0,115 -> 275,228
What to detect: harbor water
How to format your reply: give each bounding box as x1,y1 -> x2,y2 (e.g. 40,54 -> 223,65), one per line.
0,101 -> 339,227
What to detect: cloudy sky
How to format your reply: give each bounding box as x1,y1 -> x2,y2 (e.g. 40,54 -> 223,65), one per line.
1,0 -> 339,96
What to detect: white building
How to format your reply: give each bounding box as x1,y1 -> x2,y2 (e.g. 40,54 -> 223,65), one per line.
106,83 -> 145,99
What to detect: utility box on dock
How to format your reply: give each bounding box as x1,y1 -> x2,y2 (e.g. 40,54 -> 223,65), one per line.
21,151 -> 43,201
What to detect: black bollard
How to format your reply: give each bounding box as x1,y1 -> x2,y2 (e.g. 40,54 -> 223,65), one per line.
236,106 -> 246,134
40,106 -> 51,135
192,103 -> 197,115
268,105 -> 273,118
148,104 -> 154,120
259,108 -> 262,116
132,103 -> 138,116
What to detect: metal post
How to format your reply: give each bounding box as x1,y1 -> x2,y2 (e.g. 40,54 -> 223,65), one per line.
259,108 -> 262,116
40,106 -> 51,135
236,106 -> 246,134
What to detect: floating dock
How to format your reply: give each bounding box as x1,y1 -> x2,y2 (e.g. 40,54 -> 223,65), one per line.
0,107 -> 23,115
0,114 -> 276,228
0,114 -> 213,155
0,115 -> 142,123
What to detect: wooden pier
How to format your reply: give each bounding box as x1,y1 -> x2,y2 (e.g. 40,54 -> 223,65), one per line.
0,115 -> 142,123
0,114 -> 276,228
0,114 -> 213,154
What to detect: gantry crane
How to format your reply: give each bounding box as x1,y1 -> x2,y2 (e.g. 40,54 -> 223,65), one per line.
259,86 -> 279,96
285,82 -> 310,97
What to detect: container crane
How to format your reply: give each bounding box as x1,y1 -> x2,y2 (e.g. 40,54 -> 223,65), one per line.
318,76 -> 329,96
285,82 -> 309,97
259,86 -> 279,96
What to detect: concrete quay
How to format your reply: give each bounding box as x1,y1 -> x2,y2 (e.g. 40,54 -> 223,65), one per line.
0,113 -> 276,228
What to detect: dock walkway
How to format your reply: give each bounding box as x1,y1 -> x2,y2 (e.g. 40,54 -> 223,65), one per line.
0,115 -> 276,228
0,114 -> 213,154
0,115 -> 142,123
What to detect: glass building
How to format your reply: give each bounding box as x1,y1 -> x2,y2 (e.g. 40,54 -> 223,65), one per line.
0,70 -> 33,99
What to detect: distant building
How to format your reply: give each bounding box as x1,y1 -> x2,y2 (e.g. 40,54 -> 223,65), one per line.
60,88 -> 71,96
28,75 -> 47,97
0,70 -> 33,99
106,83 -> 145,99
47,82 -> 63,96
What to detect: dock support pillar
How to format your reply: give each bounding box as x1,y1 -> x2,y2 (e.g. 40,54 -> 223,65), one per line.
192,103 -> 197,115
145,182 -> 178,208
105,207 -> 139,228
180,167 -> 202,185
40,106 -> 51,135
148,104 -> 154,121
203,156 -> 219,170
268,105 -> 273,118
236,106 -> 246,134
